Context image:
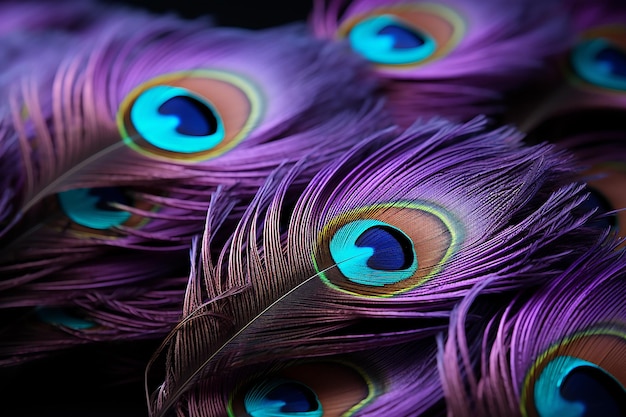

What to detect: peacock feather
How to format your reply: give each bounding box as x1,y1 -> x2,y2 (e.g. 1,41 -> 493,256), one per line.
309,0 -> 572,124
147,116 -> 603,416
0,2 -> 390,364
509,0 -> 626,240
439,233 -> 626,417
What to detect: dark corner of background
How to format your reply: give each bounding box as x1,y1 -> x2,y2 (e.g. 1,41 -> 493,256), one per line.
106,0 -> 315,29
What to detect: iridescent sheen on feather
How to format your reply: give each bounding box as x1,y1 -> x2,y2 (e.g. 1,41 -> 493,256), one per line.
511,2 -> 626,134
169,340 -> 445,417
439,235 -> 626,417
310,0 -> 572,123
117,70 -> 263,162
149,117 -> 601,416
0,12 -> 386,272
0,5 -> 388,364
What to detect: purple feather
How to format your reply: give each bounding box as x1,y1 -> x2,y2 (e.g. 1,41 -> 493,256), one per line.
148,116 -> 602,416
509,0 -> 626,133
309,0 -> 572,124
0,11 -> 388,277
174,339 -> 446,417
438,233 -> 626,417
0,5 -> 390,364
506,0 -> 626,241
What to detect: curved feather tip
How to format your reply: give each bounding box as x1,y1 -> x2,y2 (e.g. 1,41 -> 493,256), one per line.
309,0 -> 573,123
149,116 -> 604,416
439,234 -> 626,417
0,2 -> 390,364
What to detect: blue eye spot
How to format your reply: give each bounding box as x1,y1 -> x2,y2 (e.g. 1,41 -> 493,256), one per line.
348,14 -> 436,65
130,86 -> 225,153
36,307 -> 96,330
355,225 -> 414,270
571,38 -> 626,91
535,356 -> 626,417
595,46 -> 626,78
266,383 -> 320,413
244,379 -> 323,417
57,187 -> 132,230
377,24 -> 427,49
330,219 -> 418,287
158,95 -> 219,137
560,365 -> 626,417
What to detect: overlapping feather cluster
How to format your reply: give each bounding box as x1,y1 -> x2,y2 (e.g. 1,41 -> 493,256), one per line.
0,0 -> 624,416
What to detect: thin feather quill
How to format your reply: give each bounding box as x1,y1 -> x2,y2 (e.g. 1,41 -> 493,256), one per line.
149,117 -> 602,416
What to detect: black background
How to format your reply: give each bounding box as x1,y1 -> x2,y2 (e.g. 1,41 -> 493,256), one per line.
109,0 -> 314,29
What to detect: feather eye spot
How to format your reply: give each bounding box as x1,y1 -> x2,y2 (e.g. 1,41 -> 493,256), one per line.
36,307 -> 96,330
569,27 -> 626,92
356,224 -> 415,271
129,86 -> 225,154
118,70 -> 262,162
559,363 -> 625,417
314,202 -> 461,297
337,3 -> 465,70
329,220 -> 418,287
521,330 -> 626,417
243,379 -> 322,417
157,92 -> 220,137
56,186 -> 156,236
57,187 -> 132,230
228,362 -> 373,417
348,15 -> 436,65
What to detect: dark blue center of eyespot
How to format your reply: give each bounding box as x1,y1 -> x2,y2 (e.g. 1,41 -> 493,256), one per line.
348,15 -> 436,65
571,39 -> 626,91
157,95 -> 218,137
560,366 -> 626,417
377,24 -> 426,49
87,187 -> 132,212
595,45 -> 626,78
355,225 -> 413,271
580,188 -> 617,230
266,383 -> 319,413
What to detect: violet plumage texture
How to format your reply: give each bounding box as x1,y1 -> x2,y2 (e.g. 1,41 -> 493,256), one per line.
439,234 -> 626,417
309,0 -> 573,125
0,1 -> 390,364
147,117 -> 607,417
0,0 -> 625,416
508,0 -> 626,242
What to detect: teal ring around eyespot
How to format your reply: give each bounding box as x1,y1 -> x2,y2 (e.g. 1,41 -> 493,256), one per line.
243,379 -> 323,417
57,188 -> 132,230
312,200 -> 463,298
534,356 -> 625,417
348,14 -> 437,65
130,85 -> 226,154
227,359 -> 378,417
329,219 -> 418,286
521,328 -> 626,417
571,38 -> 626,91
117,69 -> 264,163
